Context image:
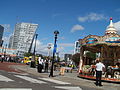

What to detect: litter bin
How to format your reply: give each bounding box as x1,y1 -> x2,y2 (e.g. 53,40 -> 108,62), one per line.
30,61 -> 36,68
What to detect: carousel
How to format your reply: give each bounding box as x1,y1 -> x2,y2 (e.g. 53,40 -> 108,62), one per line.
78,17 -> 120,83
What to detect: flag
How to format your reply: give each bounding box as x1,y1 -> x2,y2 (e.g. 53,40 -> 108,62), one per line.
53,43 -> 57,53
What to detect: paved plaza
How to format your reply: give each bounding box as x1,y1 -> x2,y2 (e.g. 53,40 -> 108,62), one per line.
6,62 -> 120,90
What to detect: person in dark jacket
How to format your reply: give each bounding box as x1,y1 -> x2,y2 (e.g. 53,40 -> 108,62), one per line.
44,58 -> 49,73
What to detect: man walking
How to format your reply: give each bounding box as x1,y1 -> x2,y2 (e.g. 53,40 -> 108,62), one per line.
95,58 -> 105,86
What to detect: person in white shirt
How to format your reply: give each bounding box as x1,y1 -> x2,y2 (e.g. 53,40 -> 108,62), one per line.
95,58 -> 105,86
37,57 -> 43,73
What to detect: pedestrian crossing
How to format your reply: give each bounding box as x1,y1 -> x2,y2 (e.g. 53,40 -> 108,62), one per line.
0,75 -> 14,82
0,88 -> 32,90
0,74 -> 82,90
39,78 -> 71,84
0,74 -> 71,85
54,86 -> 82,90
14,75 -> 46,84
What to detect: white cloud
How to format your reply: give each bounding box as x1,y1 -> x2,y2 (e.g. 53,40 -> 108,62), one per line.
71,24 -> 84,32
32,40 -> 74,58
32,39 -> 50,55
58,43 -> 74,54
78,12 -> 107,22
57,43 -> 74,58
52,13 -> 63,18
40,38 -> 49,41
59,37 -> 65,40
114,21 -> 120,33
59,43 -> 74,47
78,17 -> 88,22
115,8 -> 120,12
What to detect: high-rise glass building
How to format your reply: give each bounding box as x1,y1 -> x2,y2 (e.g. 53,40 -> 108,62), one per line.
8,34 -> 14,48
0,25 -> 4,46
9,23 -> 38,57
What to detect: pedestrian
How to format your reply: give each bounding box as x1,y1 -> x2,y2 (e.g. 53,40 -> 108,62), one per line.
7,57 -> 9,62
37,57 -> 43,73
44,58 -> 49,73
90,63 -> 96,76
95,58 -> 105,86
1,55 -> 4,63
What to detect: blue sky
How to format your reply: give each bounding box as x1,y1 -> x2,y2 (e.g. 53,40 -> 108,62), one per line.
0,0 -> 120,58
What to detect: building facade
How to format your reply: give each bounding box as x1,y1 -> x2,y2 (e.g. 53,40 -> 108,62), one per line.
0,25 -> 4,46
9,23 -> 38,57
8,34 -> 14,48
74,40 -> 80,54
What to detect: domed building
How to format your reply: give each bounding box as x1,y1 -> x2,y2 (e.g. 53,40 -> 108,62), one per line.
78,18 -> 120,73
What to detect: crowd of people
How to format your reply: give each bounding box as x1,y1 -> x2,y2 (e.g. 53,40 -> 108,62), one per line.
37,57 -> 51,73
0,55 -> 19,63
36,57 -> 75,75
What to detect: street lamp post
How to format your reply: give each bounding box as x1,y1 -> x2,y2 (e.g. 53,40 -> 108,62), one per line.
49,30 -> 59,77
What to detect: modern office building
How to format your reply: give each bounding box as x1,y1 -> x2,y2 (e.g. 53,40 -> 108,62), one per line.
0,25 -> 4,46
10,23 -> 38,57
8,35 -> 14,48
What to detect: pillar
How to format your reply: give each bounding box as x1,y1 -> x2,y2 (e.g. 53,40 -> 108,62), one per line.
78,47 -> 84,73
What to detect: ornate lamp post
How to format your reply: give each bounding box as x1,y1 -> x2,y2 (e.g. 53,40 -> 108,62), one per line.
49,30 -> 59,77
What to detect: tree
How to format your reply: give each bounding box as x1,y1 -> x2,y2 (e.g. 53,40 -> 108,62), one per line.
36,54 -> 43,59
24,52 -> 33,57
72,53 -> 80,66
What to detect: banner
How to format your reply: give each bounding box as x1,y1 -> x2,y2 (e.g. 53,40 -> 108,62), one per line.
53,43 -> 57,53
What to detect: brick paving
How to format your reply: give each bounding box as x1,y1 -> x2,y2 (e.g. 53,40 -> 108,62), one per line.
0,62 -> 25,73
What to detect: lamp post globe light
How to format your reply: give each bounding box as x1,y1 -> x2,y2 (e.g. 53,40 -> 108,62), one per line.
47,43 -> 52,57
49,30 -> 59,77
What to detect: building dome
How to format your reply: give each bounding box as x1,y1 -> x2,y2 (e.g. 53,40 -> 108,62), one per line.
105,17 -> 117,34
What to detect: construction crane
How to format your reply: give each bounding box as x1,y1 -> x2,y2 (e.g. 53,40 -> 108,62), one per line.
28,33 -> 36,53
